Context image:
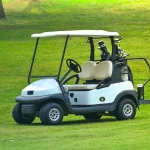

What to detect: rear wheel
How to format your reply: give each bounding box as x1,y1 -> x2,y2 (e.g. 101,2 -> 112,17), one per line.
83,113 -> 102,121
12,103 -> 35,124
39,103 -> 64,125
115,98 -> 136,120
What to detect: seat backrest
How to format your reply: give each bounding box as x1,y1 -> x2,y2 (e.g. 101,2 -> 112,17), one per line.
78,61 -> 96,80
94,61 -> 113,80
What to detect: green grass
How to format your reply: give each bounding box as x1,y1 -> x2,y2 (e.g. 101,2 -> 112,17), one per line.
1,108 -> 150,150
1,0 -> 150,149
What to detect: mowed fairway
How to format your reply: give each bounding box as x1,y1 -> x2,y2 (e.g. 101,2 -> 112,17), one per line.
1,0 -> 150,149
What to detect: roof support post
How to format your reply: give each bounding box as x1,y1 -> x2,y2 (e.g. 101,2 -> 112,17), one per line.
58,35 -> 69,81
88,37 -> 94,61
110,36 -> 116,61
28,38 -> 39,84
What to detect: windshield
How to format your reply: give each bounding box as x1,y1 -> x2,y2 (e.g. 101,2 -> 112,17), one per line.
28,37 -> 64,83
28,36 -> 112,84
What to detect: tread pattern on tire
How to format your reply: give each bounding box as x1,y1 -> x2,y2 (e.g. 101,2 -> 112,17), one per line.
39,102 -> 64,125
115,98 -> 136,120
12,103 -> 35,124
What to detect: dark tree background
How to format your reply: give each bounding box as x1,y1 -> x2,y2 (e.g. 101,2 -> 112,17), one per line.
0,0 -> 6,19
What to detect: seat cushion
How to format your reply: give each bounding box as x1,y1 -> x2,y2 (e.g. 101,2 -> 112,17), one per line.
94,61 -> 113,80
78,61 -> 96,80
66,84 -> 97,90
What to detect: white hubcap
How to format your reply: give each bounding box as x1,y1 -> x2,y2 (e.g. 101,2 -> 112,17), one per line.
123,104 -> 133,116
49,108 -> 60,121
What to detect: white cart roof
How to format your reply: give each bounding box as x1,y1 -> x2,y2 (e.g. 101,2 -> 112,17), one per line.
31,30 -> 120,38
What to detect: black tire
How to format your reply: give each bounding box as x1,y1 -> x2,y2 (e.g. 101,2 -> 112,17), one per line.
12,103 -> 35,124
83,113 -> 102,121
115,98 -> 136,120
39,103 -> 64,125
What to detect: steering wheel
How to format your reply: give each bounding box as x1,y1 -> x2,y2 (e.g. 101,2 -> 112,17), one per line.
66,59 -> 82,73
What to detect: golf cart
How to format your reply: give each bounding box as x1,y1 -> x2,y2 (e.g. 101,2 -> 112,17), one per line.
12,30 -> 150,125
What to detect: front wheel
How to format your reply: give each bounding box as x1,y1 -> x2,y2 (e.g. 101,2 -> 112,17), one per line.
115,98 -> 136,120
12,103 -> 35,124
39,103 -> 64,125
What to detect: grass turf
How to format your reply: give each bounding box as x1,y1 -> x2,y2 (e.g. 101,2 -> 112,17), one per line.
1,0 -> 150,149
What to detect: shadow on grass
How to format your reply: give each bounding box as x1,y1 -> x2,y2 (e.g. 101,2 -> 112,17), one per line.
11,116 -> 144,127
14,117 -> 119,127
61,118 -> 118,126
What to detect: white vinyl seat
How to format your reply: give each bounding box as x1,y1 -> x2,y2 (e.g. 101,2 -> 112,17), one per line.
94,61 -> 113,80
78,61 -> 96,80
66,61 -> 113,90
66,84 -> 97,90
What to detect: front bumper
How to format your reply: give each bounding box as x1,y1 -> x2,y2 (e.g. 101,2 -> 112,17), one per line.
21,104 -> 36,115
16,95 -> 50,104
